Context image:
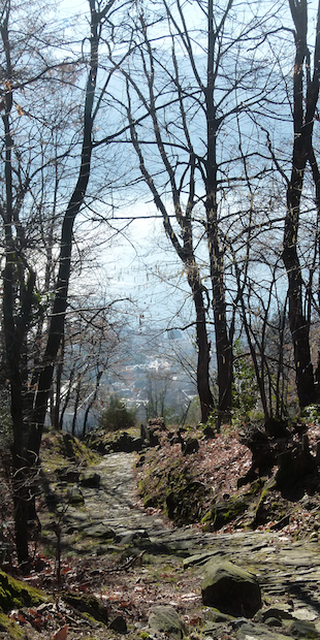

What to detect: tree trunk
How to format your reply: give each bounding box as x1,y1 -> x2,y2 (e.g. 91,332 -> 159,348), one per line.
0,0 -> 102,564
282,0 -> 320,407
51,335 -> 64,430
82,369 -> 103,438
205,0 -> 233,426
127,96 -> 215,424
71,376 -> 82,436
11,440 -> 29,566
186,270 -> 214,423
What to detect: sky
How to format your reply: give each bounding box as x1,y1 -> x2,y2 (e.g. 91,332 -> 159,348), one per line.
57,0 -> 320,340
52,0 -> 193,335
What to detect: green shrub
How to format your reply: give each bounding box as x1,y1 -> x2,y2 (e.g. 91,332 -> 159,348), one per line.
99,395 -> 136,432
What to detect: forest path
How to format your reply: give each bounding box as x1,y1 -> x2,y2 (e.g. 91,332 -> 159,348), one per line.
74,451 -> 171,541
39,450 -> 320,640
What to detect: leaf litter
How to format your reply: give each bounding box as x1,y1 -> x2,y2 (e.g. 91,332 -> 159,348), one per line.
2,424 -> 320,638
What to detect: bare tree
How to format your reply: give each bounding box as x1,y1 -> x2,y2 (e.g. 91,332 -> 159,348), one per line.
0,0 -> 126,564
114,0 -> 286,427
50,294 -> 125,436
280,0 -> 320,407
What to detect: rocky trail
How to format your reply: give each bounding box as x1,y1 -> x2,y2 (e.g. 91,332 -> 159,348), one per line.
3,450 -> 320,639
37,451 -> 320,639
44,452 -> 172,550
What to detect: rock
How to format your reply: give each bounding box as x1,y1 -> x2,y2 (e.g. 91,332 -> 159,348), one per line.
259,606 -> 293,622
183,551 -> 220,569
146,417 -> 167,446
170,427 -> 186,445
292,607 -> 318,622
289,620 -> 320,638
276,440 -> 317,492
82,523 -> 115,539
207,496 -> 249,531
201,559 -> 262,618
265,417 -> 289,439
62,592 -> 108,624
115,529 -> 149,544
62,511 -> 88,530
237,427 -> 275,486
148,605 -> 186,638
182,437 -> 199,455
110,432 -> 144,453
136,454 -> 145,468
66,485 -> 84,504
237,622 -> 295,639
269,515 -> 290,530
109,615 -> 128,633
165,481 -> 207,524
146,428 -> 160,447
265,617 -> 283,627
84,430 -> 108,454
203,425 -> 216,439
79,471 -> 101,487
56,466 -> 80,483
0,569 -> 47,612
62,432 -> 77,460
45,490 -> 59,510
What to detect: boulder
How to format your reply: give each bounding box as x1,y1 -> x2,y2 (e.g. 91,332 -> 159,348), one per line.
201,559 -> 262,618
62,592 -> 108,624
79,471 -> 101,488
165,481 -> 207,524
148,605 -> 186,638
182,437 -> 199,455
289,620 -> 320,638
109,432 -> 143,453
276,443 -> 317,492
67,485 -> 84,504
0,569 -> 47,612
109,615 -> 128,634
82,523 -> 115,539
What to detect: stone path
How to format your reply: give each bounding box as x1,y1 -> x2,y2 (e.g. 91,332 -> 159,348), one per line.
61,452 -> 171,542
55,451 -> 320,638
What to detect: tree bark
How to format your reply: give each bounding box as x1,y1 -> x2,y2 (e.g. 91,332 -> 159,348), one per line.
205,0 -> 233,426
0,0 -> 107,563
186,264 -> 214,423
282,0 -> 320,407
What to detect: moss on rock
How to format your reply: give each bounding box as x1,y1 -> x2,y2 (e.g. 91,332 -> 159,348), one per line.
0,611 -> 24,639
0,570 -> 48,639
62,592 -> 108,624
0,570 -> 47,613
204,497 -> 249,531
201,559 -> 262,617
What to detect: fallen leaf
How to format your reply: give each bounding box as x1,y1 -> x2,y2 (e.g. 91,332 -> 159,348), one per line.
52,624 -> 68,640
